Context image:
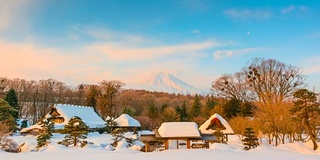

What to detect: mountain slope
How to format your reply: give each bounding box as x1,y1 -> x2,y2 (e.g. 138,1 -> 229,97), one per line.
138,72 -> 207,95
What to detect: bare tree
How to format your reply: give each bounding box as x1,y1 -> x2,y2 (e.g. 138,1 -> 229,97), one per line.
212,72 -> 253,102
97,80 -> 125,118
0,77 -> 9,98
245,58 -> 305,146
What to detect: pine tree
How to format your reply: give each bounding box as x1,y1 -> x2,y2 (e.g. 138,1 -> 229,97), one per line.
213,129 -> 225,143
191,94 -> 202,118
242,127 -> 259,150
223,98 -> 240,119
290,89 -> 320,150
176,102 -> 188,121
110,128 -> 125,147
58,116 -> 89,147
147,103 -> 159,129
20,120 -> 28,129
4,89 -> 19,119
121,105 -> 135,116
105,116 -> 117,133
205,95 -> 215,110
0,99 -> 18,131
36,119 -> 54,150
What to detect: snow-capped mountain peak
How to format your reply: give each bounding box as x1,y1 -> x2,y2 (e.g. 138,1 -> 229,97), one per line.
139,72 -> 207,95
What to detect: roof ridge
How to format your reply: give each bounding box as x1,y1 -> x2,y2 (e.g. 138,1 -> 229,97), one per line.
55,103 -> 91,108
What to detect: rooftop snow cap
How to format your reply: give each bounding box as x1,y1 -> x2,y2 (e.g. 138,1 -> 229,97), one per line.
158,122 -> 201,138
114,114 -> 141,127
199,113 -> 234,134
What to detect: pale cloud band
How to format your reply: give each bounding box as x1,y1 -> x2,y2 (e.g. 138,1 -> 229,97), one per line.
86,40 -> 219,61
224,8 -> 271,20
281,5 -> 308,14
213,48 -> 261,60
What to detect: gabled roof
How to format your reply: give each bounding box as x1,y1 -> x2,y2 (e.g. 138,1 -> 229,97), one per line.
21,104 -> 105,132
114,114 -> 141,127
157,122 -> 201,138
199,113 -> 234,134
49,104 -> 105,129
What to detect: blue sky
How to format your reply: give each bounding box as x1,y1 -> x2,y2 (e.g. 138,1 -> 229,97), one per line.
0,0 -> 320,92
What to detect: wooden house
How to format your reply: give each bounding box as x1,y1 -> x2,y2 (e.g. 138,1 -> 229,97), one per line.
140,122 -> 202,151
199,113 -> 234,142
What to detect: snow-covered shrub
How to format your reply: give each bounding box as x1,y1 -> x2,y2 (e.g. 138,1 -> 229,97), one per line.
0,122 -> 19,152
110,129 -> 144,150
0,137 -> 19,152
58,116 -> 89,147
110,128 -> 125,147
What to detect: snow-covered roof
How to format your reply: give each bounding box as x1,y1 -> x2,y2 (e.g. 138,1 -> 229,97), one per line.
199,113 -> 234,134
139,130 -> 155,135
21,104 -> 105,132
157,122 -> 201,138
114,114 -> 141,127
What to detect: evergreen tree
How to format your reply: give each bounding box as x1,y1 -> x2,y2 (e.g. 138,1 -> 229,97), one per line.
176,102 -> 188,121
290,89 -> 320,150
36,118 -> 55,150
58,116 -> 89,147
4,89 -> 19,119
147,102 -> 159,129
223,98 -> 240,119
205,95 -> 215,110
213,129 -> 225,143
110,128 -> 125,147
242,127 -> 259,150
238,101 -> 254,117
121,105 -> 135,116
20,120 -> 28,129
105,116 -> 117,133
160,103 -> 168,112
191,94 -> 202,118
0,99 -> 18,131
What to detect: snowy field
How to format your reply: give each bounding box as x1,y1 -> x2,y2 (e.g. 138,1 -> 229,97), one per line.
1,133 -> 319,160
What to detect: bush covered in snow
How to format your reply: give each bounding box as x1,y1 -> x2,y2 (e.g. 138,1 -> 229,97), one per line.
58,116 -> 89,147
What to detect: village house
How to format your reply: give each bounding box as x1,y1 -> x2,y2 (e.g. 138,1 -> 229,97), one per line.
199,113 -> 235,142
113,114 -> 141,132
20,104 -> 106,135
139,113 -> 234,152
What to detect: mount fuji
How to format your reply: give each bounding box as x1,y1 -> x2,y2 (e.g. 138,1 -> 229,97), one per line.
136,72 -> 207,95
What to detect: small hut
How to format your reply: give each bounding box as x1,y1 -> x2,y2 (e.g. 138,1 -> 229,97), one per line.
199,113 -> 234,142
155,122 -> 201,150
113,114 -> 141,131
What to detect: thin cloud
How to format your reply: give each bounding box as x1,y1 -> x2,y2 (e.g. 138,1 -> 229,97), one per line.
213,48 -> 261,60
191,29 -> 201,34
304,66 -> 320,74
0,0 -> 33,31
281,5 -> 308,14
224,9 -> 272,20
86,40 -> 219,61
72,26 -> 151,45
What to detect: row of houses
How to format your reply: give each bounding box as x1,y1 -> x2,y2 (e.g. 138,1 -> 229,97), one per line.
21,104 -> 234,151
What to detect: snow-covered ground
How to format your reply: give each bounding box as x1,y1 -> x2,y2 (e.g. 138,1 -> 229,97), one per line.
1,133 -> 319,160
